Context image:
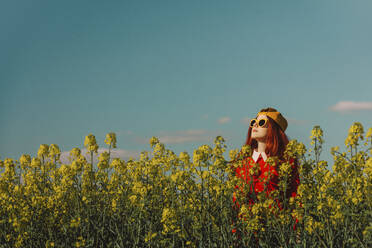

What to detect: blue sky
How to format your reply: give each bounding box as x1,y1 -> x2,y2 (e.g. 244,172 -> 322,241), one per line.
1,0 -> 371,166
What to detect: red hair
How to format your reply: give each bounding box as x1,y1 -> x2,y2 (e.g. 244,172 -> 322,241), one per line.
245,107 -> 289,160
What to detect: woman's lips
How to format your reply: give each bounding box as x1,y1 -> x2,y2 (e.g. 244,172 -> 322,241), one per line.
253,130 -> 258,132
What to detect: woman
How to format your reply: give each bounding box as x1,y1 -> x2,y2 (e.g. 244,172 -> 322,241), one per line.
231,107 -> 300,235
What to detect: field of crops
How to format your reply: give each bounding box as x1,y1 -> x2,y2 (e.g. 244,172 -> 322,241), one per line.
0,123 -> 371,247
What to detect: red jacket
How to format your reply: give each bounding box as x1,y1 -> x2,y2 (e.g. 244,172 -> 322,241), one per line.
232,152 -> 300,230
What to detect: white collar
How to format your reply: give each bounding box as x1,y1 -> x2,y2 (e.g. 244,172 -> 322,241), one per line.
252,149 -> 267,162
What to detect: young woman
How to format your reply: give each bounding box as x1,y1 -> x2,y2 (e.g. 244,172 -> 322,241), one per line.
231,107 -> 300,235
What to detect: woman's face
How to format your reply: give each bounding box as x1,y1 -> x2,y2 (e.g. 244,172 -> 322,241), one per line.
251,114 -> 269,142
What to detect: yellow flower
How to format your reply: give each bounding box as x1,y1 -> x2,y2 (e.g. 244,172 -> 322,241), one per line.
129,195 -> 137,204
70,217 -> 81,228
366,127 -> 372,139
201,170 -> 210,180
153,143 -> 165,156
310,126 -> 324,145
365,157 -> 372,177
104,132 -> 117,148
161,207 -> 177,234
97,151 -> 110,170
279,162 -> 291,177
84,134 -> 99,153
305,216 -> 314,234
296,142 -> 307,157
48,144 -> 61,161
229,149 -> 239,161
71,161 -> 82,173
144,231 -> 157,242
317,203 -> 323,211
193,150 -> 203,164
30,157 -> 41,169
139,151 -> 149,162
345,122 -> 364,148
37,144 -> 49,159
193,145 -> 212,164
241,145 -> 252,156
110,158 -> 125,171
351,197 -> 359,205
75,237 -> 85,248
19,154 -> 31,168
179,151 -> 190,164
319,184 -> 327,193
149,136 -> 160,148
365,127 -> 372,148
111,199 -> 117,212
69,148 -> 81,159
46,241 -> 55,248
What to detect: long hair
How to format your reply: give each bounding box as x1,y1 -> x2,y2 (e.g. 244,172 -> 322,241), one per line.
245,107 -> 289,160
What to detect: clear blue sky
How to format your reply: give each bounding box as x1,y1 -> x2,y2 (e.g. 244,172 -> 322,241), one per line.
1,0 -> 371,166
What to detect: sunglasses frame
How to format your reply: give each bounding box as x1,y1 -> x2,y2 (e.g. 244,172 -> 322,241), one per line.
250,117 -> 269,128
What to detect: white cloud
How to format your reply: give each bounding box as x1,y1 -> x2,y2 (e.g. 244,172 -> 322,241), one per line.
156,135 -> 208,144
241,117 -> 251,125
286,118 -> 308,125
134,129 -> 229,145
60,148 -> 141,164
218,117 -> 231,124
329,101 -> 372,112
158,130 -> 207,136
116,130 -> 133,136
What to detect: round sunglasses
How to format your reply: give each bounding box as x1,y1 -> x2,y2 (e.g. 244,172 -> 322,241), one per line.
250,117 -> 268,128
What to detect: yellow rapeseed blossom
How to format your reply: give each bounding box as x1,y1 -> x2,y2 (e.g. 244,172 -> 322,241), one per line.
241,144 -> 252,156
310,125 -> 324,145
48,144 -> 61,161
110,157 -> 125,171
279,161 -> 291,178
19,154 -> 31,169
345,122 -> 364,148
104,132 -> 117,148
149,136 -> 160,148
161,207 -> 177,234
97,151 -> 110,170
366,127 -> 372,140
111,198 -> 117,212
0,127 -> 371,247
179,151 -> 190,164
30,157 -> 41,169
45,240 -> 55,248
69,148 -> 81,160
37,144 -> 49,159
70,217 -> 81,228
75,236 -> 85,248
229,149 -> 239,161
84,134 -> 98,154
145,231 -> 157,243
